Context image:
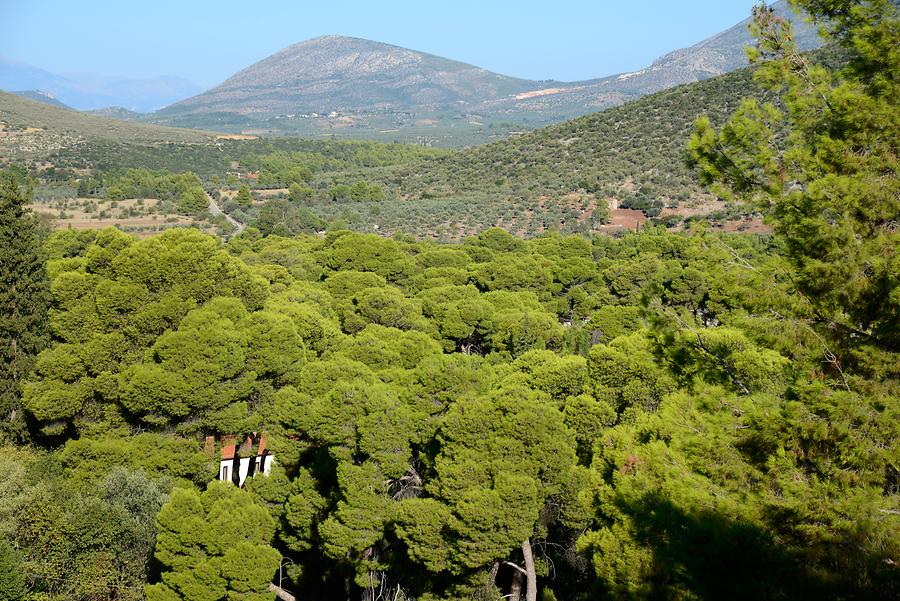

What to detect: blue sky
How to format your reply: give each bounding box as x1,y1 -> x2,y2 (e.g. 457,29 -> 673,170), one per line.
1,0 -> 764,87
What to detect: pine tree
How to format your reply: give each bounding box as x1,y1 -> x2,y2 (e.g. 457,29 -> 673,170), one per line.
688,0 -> 899,352
236,184 -> 253,209
0,539 -> 26,601
0,172 -> 50,440
146,481 -> 281,601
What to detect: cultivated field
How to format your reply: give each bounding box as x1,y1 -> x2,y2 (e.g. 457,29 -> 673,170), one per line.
30,197 -> 216,237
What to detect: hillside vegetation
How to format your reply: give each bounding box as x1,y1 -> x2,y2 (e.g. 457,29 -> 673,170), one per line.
0,91 -> 210,146
4,50 -> 837,238
296,64 -> 785,235
329,46 -> 845,234
0,2 -> 897,600
384,67 -> 769,206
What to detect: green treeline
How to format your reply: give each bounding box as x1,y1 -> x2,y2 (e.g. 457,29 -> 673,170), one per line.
2,216 -> 896,599
243,141 -> 447,188
48,137 -> 447,186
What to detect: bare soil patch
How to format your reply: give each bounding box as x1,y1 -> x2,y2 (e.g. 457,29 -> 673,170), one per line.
599,208 -> 648,232
31,197 -> 213,237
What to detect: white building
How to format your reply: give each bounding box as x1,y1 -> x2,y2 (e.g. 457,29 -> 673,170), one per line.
216,432 -> 275,487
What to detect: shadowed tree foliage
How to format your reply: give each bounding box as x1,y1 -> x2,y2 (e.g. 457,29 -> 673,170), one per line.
0,172 -> 50,441
0,539 -> 25,601
1,449 -> 171,601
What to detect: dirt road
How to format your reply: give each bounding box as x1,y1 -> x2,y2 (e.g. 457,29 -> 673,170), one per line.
207,192 -> 245,235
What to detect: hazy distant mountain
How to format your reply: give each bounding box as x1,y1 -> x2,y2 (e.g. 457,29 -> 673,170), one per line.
85,106 -> 142,120
0,58 -> 202,112
493,0 -> 822,116
12,90 -> 71,109
146,1 -> 821,141
1,60 -> 69,97
155,35 -> 544,118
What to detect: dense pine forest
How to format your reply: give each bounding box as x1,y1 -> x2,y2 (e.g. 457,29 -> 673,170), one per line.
0,1 -> 898,600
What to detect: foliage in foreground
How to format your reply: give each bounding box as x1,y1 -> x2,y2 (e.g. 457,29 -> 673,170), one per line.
0,1 -> 897,599
0,172 -> 50,441
2,215 -> 895,599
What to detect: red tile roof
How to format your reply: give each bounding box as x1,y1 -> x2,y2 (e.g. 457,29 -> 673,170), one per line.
220,432 -> 268,460
221,435 -> 237,460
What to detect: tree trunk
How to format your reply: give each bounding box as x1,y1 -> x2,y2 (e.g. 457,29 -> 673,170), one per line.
268,583 -> 296,601
509,569 -> 523,601
522,539 -> 537,601
487,561 -> 500,589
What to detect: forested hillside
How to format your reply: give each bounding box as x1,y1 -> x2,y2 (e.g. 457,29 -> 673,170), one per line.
1,50 -> 837,238
15,65 -> 781,238
0,2 -> 897,600
379,66 -> 770,210
374,44 -> 842,214
290,64 -> 783,235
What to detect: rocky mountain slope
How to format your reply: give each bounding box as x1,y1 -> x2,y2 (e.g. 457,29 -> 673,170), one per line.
149,1 -> 819,141
11,90 -> 71,109
481,0 -> 821,120
158,35 -> 541,117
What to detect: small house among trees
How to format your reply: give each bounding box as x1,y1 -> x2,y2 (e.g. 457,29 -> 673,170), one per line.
211,432 -> 274,487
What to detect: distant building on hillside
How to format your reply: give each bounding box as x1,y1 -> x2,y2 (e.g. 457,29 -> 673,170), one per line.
223,170 -> 260,181
209,432 -> 274,487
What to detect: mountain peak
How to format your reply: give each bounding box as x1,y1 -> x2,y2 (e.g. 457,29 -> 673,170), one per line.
301,34 -> 382,43
152,1 -> 822,138
278,34 -> 398,51
161,36 -> 534,116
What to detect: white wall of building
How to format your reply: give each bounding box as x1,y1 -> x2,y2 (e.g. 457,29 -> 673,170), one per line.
219,455 -> 275,487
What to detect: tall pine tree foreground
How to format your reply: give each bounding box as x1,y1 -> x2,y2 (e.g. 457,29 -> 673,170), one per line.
0,172 -> 50,441
689,0 -> 899,356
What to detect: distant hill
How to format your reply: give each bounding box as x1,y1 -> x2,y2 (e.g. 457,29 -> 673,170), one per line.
148,34 -> 546,143
12,90 -> 71,109
148,1 -> 819,142
86,106 -> 143,120
0,91 -> 210,143
158,35 -> 541,117
312,46 -> 845,237
0,57 -> 202,112
380,66 -> 770,204
0,91 -> 213,168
